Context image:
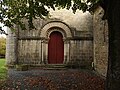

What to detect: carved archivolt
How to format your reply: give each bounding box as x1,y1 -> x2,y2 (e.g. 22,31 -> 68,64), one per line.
40,21 -> 72,39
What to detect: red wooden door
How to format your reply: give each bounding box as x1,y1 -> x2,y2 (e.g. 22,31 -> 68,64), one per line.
48,31 -> 64,64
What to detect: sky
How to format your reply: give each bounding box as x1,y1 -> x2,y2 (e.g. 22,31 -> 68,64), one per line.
0,23 -> 7,38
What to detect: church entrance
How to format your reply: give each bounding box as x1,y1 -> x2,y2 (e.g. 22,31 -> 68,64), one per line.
48,31 -> 64,64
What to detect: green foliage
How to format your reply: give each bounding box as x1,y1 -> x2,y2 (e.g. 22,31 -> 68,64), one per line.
0,37 -> 6,58
0,0 -> 101,31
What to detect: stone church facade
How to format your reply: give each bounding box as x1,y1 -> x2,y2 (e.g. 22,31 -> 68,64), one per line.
6,7 -> 108,76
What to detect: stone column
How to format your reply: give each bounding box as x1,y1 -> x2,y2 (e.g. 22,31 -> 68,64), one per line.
6,28 -> 17,65
41,40 -> 44,64
41,39 -> 48,64
63,40 -> 70,64
44,39 -> 48,64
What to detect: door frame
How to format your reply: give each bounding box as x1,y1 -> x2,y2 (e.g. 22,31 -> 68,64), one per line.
40,21 -> 72,65
41,29 -> 70,65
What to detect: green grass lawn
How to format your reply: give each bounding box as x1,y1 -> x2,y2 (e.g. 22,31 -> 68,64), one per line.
0,58 -> 7,80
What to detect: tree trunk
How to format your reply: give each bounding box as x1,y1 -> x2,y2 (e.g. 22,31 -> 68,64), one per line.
106,0 -> 120,90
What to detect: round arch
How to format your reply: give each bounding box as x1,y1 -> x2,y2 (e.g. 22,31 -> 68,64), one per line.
47,27 -> 66,39
40,21 -> 72,38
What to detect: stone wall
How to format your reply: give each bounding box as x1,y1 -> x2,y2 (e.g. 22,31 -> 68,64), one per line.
69,40 -> 93,68
18,40 -> 42,64
93,6 -> 108,76
18,9 -> 93,37
49,9 -> 93,32
6,9 -> 93,69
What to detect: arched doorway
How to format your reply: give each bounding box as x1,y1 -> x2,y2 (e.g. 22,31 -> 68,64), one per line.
48,31 -> 64,64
